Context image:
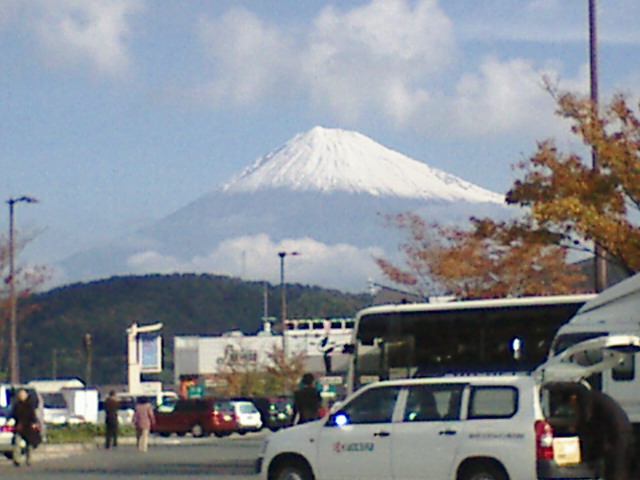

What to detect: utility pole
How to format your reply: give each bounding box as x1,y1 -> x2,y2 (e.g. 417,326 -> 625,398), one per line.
83,333 -> 92,386
588,0 -> 608,292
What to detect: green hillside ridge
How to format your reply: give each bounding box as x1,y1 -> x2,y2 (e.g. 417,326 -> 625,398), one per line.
19,273 -> 370,386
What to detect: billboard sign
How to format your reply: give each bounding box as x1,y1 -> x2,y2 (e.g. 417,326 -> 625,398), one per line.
139,332 -> 162,373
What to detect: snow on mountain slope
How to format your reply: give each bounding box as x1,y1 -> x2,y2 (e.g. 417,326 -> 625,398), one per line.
56,126 -> 512,292
222,126 -> 504,204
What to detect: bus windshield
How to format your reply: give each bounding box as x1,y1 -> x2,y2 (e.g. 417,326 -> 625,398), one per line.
349,294 -> 594,394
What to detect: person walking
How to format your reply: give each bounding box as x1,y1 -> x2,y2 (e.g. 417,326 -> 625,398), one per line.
132,397 -> 155,452
578,389 -> 634,480
10,390 -> 40,467
293,373 -> 322,424
103,391 -> 119,449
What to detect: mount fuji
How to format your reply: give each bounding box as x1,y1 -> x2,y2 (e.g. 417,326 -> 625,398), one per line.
58,127 -> 510,292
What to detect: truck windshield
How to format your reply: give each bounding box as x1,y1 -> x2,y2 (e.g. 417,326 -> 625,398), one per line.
551,332 -> 606,356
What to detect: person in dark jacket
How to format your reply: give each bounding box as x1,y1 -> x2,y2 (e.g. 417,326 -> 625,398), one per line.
11,389 -> 40,467
293,373 -> 322,424
103,391 -> 119,449
579,389 -> 634,480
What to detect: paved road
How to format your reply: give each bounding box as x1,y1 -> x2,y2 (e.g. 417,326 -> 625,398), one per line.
0,431 -> 265,479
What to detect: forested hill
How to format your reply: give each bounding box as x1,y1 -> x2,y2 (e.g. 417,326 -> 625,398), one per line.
19,274 -> 371,386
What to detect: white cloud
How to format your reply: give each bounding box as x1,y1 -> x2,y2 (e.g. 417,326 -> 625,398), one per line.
125,234 -> 384,292
12,0 -> 143,76
197,7 -> 300,106
303,0 -> 452,123
196,0 -> 452,123
191,0 -> 621,139
452,57 -> 559,137
403,56 -> 589,140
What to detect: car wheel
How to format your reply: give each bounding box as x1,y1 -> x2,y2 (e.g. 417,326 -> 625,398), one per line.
191,424 -> 204,438
159,432 -> 170,437
459,463 -> 508,480
274,462 -> 313,480
238,430 -> 247,435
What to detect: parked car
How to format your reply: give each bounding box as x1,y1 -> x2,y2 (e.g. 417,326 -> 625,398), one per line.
247,397 -> 293,431
153,398 -> 237,438
230,400 -> 263,434
257,334 -> 640,480
40,392 -> 71,425
0,407 -> 17,459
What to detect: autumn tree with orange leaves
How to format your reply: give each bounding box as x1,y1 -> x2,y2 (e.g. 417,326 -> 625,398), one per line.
376,212 -> 586,299
507,92 -> 640,276
378,90 -> 640,299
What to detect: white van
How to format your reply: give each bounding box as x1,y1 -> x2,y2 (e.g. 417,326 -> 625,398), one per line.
550,272 -> 640,425
258,335 -> 640,480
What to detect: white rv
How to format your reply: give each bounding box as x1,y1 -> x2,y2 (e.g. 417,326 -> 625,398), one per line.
550,271 -> 640,425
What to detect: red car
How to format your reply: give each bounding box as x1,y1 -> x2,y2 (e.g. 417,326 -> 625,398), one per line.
153,398 -> 237,438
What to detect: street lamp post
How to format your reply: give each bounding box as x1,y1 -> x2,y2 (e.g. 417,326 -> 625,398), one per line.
278,251 -> 299,353
7,195 -> 38,385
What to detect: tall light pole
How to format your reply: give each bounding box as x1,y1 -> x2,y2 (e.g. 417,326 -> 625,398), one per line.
588,0 -> 607,292
278,251 -> 299,352
7,195 -> 38,384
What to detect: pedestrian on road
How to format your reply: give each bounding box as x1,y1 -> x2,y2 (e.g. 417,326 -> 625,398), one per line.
103,391 -> 119,449
579,390 -> 634,480
10,389 -> 41,467
293,373 -> 322,424
133,397 -> 155,452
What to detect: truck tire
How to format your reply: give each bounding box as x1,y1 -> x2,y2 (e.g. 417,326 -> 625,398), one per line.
274,462 -> 313,480
459,463 -> 508,480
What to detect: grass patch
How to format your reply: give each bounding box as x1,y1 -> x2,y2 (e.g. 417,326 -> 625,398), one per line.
45,424 -> 136,444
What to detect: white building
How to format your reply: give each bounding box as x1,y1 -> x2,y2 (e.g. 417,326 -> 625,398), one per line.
174,317 -> 354,396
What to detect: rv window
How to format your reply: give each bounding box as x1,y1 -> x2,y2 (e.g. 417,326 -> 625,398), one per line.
42,392 -> 67,409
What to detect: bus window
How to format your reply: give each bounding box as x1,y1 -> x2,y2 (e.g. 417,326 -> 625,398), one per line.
348,294 -> 595,394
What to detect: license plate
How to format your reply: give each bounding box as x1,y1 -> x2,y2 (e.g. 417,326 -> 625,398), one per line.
553,437 -> 581,466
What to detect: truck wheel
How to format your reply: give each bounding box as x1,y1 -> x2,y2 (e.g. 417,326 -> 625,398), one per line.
274,462 -> 313,480
191,424 -> 204,438
459,463 -> 507,480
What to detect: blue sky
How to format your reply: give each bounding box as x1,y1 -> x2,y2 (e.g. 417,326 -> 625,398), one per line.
1,0 -> 640,285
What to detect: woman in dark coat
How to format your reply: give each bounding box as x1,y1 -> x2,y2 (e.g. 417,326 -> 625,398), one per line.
11,389 -> 40,467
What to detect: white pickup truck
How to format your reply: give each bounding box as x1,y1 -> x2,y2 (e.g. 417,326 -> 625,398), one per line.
257,334 -> 640,480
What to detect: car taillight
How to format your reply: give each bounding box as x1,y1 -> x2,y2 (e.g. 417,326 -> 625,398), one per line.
535,420 -> 554,460
1,425 -> 15,433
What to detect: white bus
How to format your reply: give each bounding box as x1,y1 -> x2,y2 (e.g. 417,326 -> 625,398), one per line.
346,294 -> 595,395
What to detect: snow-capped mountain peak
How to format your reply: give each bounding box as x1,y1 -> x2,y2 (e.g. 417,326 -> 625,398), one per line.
222,126 -> 504,204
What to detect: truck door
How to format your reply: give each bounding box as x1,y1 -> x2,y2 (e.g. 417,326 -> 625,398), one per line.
317,385 -> 400,480
392,384 -> 464,480
535,334 -> 640,385
602,353 -> 640,423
